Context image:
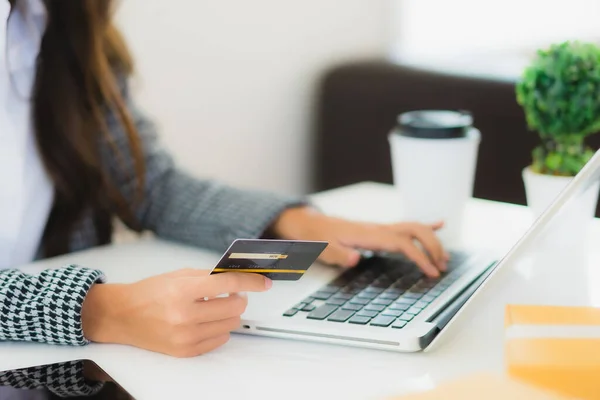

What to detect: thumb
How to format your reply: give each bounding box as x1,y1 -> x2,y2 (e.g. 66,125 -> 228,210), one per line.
319,243 -> 361,268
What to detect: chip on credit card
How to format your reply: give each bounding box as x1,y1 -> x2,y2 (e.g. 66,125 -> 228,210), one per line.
210,239 -> 328,281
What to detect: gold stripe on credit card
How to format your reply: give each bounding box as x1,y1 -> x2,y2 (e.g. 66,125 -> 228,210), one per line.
228,253 -> 288,260
212,268 -> 304,274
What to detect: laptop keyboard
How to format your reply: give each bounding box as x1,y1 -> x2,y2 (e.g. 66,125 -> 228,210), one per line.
282,252 -> 470,329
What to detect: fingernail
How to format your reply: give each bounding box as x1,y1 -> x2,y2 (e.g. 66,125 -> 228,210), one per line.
265,277 -> 273,289
444,252 -> 451,261
346,251 -> 361,268
429,266 -> 440,278
439,261 -> 447,271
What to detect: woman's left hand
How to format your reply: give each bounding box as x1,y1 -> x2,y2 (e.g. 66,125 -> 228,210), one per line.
270,207 -> 449,278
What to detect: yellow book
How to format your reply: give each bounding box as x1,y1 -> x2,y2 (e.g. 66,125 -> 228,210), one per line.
505,304 -> 600,399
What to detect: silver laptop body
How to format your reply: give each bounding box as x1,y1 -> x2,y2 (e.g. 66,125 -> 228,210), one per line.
237,150 -> 600,352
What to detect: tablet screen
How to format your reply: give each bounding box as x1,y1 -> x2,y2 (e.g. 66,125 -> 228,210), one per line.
0,359 -> 134,399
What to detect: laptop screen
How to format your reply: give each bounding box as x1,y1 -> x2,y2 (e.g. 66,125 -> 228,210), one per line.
0,359 -> 134,399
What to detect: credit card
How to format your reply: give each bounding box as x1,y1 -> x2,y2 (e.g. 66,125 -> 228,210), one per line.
210,239 -> 328,281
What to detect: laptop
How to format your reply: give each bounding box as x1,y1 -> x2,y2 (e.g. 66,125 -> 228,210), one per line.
238,149 -> 600,352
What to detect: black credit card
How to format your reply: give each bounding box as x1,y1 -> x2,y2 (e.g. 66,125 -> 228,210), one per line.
210,239 -> 328,281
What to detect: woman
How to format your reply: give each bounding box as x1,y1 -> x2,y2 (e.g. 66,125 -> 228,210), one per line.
0,0 -> 447,359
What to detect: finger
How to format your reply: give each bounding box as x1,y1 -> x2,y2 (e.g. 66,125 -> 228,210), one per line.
387,223 -> 445,270
392,221 -> 444,234
396,240 -> 440,278
167,268 -> 211,278
168,269 -> 215,301
186,273 -> 272,300
193,317 -> 241,342
318,243 -> 361,268
165,318 -> 239,357
408,227 -> 446,271
194,294 -> 248,323
172,334 -> 231,358
430,220 -> 445,230
426,222 -> 450,260
193,334 -> 231,356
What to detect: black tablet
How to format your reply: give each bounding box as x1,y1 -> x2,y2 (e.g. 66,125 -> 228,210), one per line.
0,359 -> 135,399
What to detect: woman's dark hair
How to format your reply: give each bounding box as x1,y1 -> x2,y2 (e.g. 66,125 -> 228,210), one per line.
32,0 -> 145,257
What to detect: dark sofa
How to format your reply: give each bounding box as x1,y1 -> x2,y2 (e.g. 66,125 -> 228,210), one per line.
311,60 -> 600,212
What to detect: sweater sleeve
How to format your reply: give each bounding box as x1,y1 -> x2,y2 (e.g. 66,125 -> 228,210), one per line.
0,265 -> 105,345
99,80 -> 309,253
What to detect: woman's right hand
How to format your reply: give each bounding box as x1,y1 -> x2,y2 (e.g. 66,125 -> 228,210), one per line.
81,269 -> 271,357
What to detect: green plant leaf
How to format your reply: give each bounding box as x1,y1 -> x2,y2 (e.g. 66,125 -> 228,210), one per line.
516,41 -> 600,137
517,40 -> 600,175
545,152 -> 562,171
562,153 -> 583,175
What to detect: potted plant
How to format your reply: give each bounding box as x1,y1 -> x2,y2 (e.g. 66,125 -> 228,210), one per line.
516,40 -> 600,247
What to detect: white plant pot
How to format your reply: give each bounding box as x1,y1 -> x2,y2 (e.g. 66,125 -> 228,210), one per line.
522,167 -> 600,250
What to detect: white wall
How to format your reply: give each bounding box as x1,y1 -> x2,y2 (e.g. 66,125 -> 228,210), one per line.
392,0 -> 600,60
115,0 -> 388,196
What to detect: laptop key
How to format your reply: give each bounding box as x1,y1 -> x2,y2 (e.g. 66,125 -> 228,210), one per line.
330,274 -> 354,287
350,297 -> 370,305
438,281 -> 452,289
372,298 -> 394,306
393,280 -> 413,291
415,287 -> 432,295
339,286 -> 362,295
392,320 -> 408,329
406,306 -> 422,315
293,302 -> 307,310
380,291 -> 402,300
328,309 -> 355,323
302,304 -> 316,312
365,304 -> 386,312
307,304 -> 339,320
385,287 -> 405,294
326,298 -> 347,306
363,286 -> 385,294
371,280 -> 392,289
357,310 -> 379,318
283,309 -> 298,317
395,297 -> 416,305
342,303 -> 363,311
390,302 -> 410,311
312,291 -> 333,300
303,297 -> 315,304
403,293 -> 422,300
370,315 -> 395,327
357,291 -> 378,300
421,294 -> 437,303
395,299 -> 417,308
382,309 -> 403,317
321,285 -> 340,293
348,315 -> 371,325
333,293 -> 354,301
398,313 -> 415,322
347,281 -> 368,291
414,300 -> 430,309
420,279 -> 438,289
409,271 -> 424,280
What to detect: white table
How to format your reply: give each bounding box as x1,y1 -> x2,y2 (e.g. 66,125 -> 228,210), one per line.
2,182 -> 600,400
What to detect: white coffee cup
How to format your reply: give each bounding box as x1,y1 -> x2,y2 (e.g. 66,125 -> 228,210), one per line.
388,110 -> 481,246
